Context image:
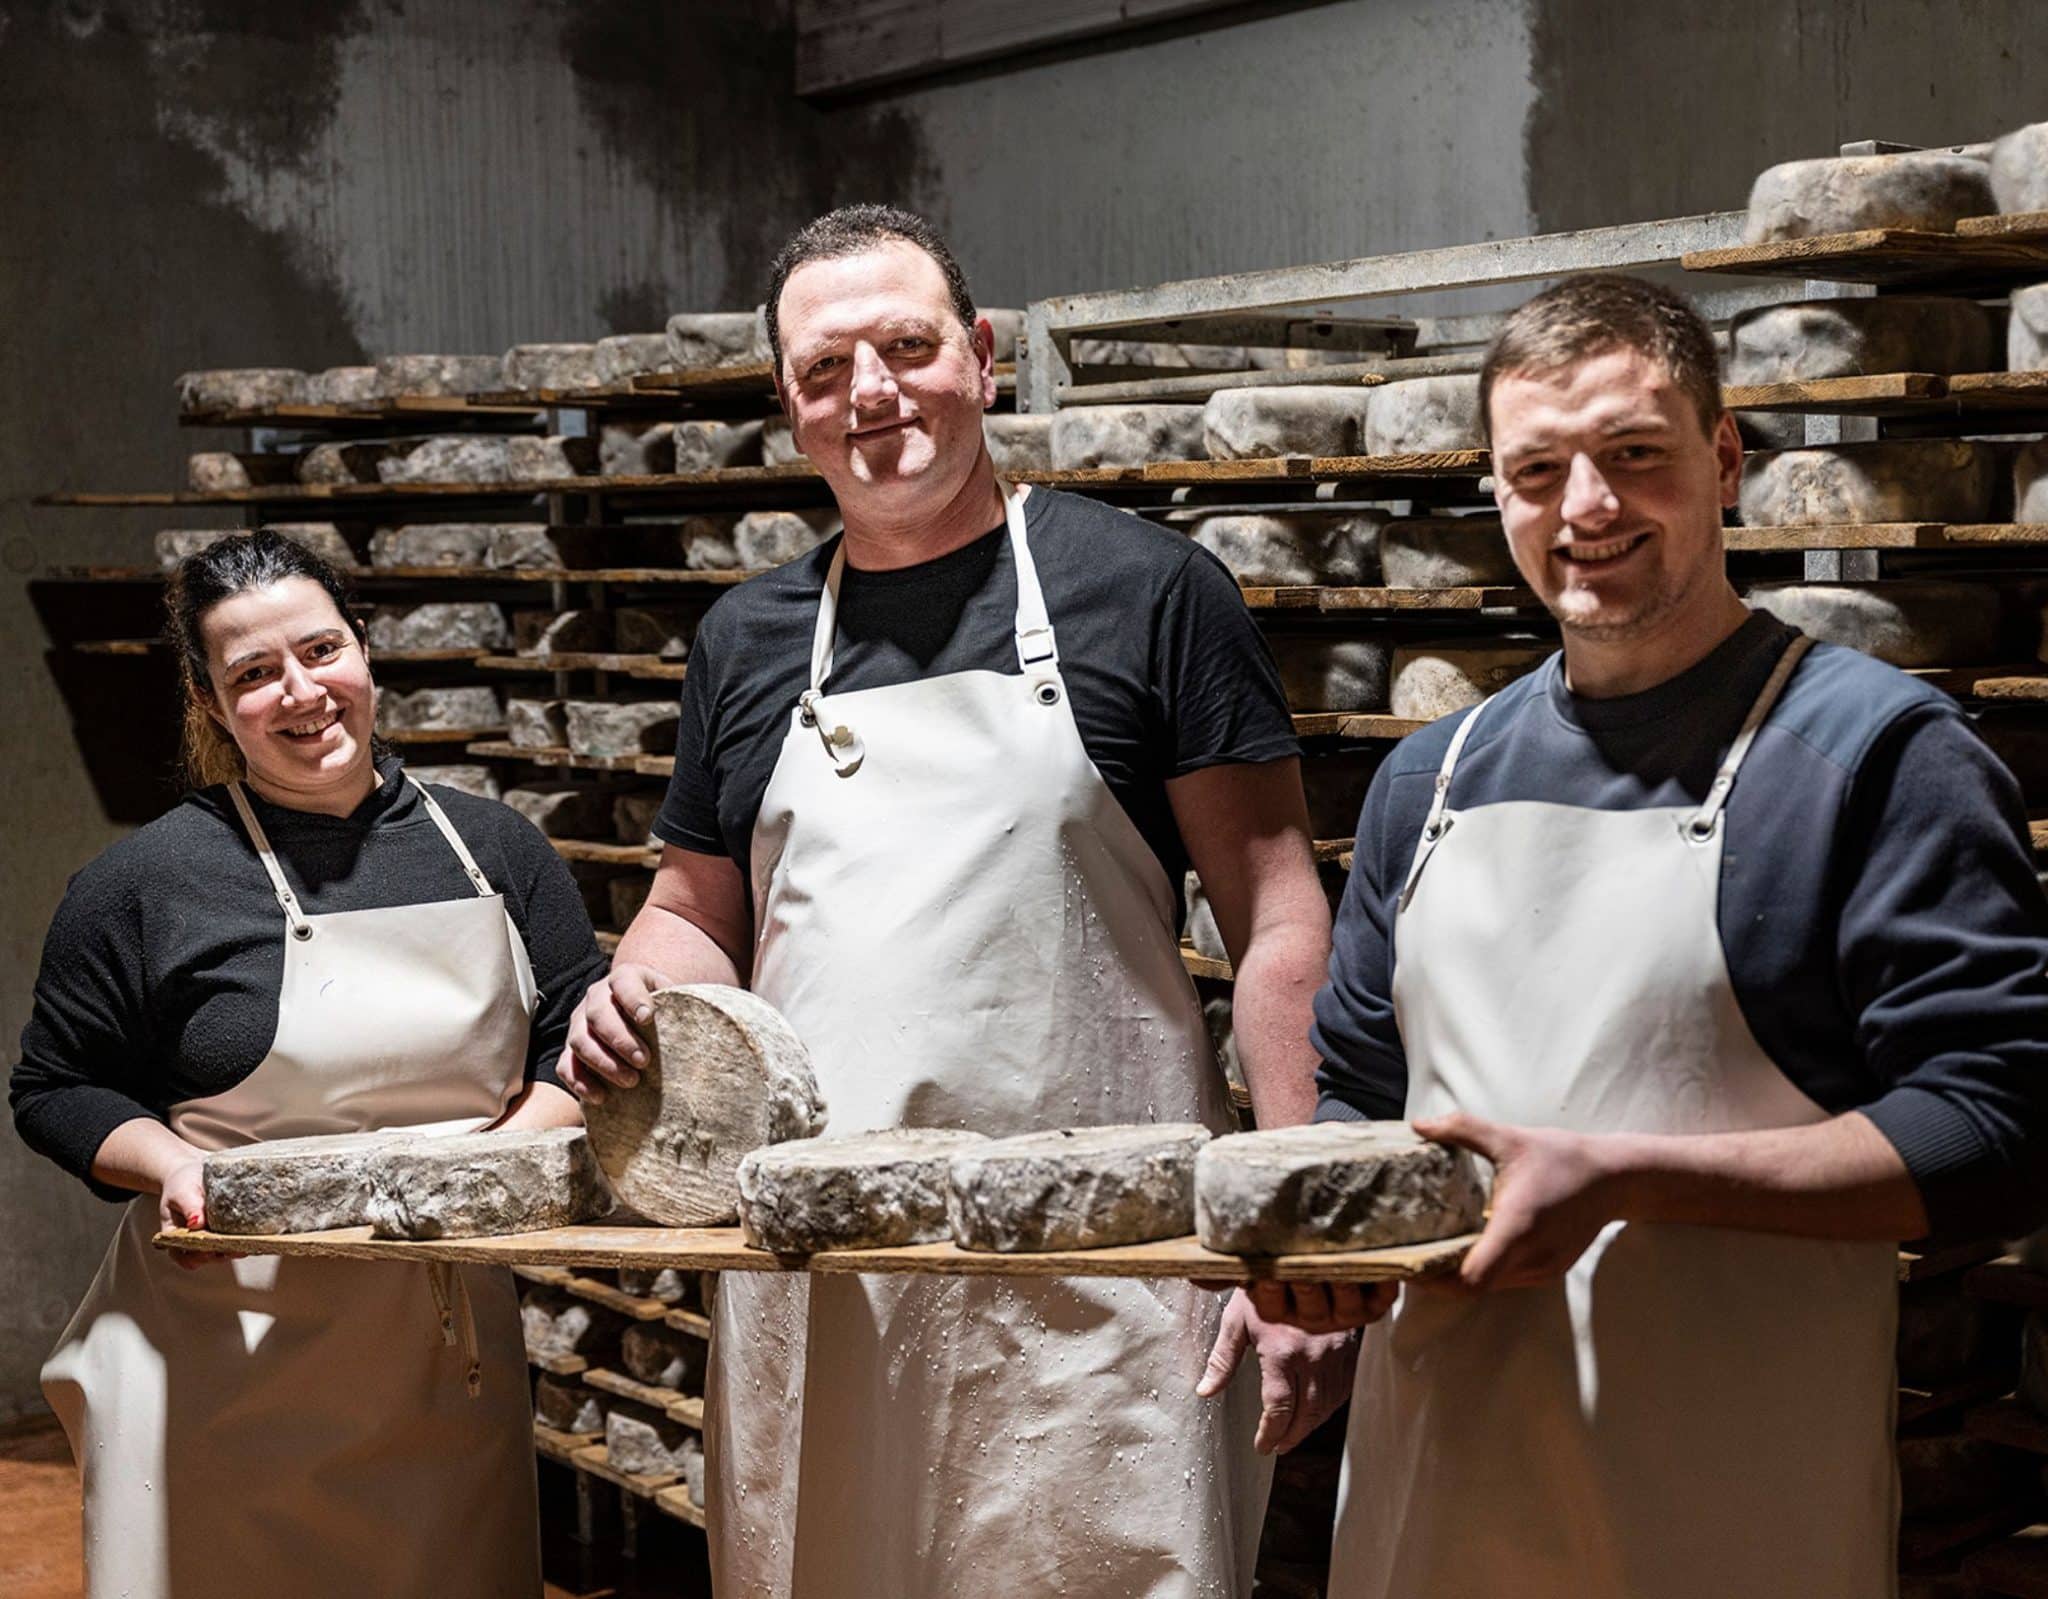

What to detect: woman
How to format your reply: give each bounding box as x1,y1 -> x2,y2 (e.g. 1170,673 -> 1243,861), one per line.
11,530 -> 607,1598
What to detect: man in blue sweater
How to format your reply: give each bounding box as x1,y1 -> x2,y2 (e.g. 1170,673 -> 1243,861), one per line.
1291,274 -> 2048,1599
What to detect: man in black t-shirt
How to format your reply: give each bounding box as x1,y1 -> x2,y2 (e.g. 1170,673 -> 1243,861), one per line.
561,205 -> 1346,1598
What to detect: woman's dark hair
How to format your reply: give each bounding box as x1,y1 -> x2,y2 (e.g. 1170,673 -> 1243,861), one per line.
164,529 -> 370,787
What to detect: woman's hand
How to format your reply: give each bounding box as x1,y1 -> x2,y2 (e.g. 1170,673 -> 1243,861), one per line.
157,1155 -> 239,1270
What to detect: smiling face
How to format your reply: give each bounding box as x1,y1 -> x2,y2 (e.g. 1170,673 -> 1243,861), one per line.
197,576 -> 378,810
774,239 -> 996,526
1489,345 -> 1743,648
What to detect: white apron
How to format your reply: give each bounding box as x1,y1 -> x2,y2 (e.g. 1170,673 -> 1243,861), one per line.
42,774 -> 545,1599
1330,634 -> 1899,1599
706,486 -> 1271,1598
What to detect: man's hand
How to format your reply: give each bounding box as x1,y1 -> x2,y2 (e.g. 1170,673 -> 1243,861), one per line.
559,962 -> 675,1104
1195,1287 -> 1374,1453
1417,1111 -> 1623,1291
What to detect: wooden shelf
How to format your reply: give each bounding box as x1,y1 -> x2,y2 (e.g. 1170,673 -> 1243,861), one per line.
1968,1398 -> 2048,1457
653,1484 -> 707,1529
70,639 -> 489,665
582,1368 -> 706,1431
1900,1238 -> 2007,1284
1958,211 -> 2048,241
380,725 -> 505,745
1683,227 -> 2048,288
569,1441 -> 678,1500
466,741 -> 657,772
665,1306 -> 713,1338
1182,945 -> 1232,982
1293,713 -> 1427,740
533,1420 -> 602,1465
1966,1258 -> 2048,1311
1724,522 -> 2048,552
551,838 -> 661,868
528,1349 -> 589,1378
375,565 -> 755,586
1898,1368 -> 2017,1429
1964,1523 -> 2048,1598
159,1219 -> 1474,1286
1726,371 -> 2048,420
182,397 -> 544,429
477,653 -> 687,676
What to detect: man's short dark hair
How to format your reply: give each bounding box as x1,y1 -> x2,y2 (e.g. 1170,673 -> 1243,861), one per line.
1478,274 -> 1724,440
763,204 -> 977,371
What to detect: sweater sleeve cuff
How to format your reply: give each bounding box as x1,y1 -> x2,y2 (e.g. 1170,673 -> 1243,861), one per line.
1314,1090 -> 1372,1124
1858,1084 -> 1992,1239
17,1090 -> 166,1203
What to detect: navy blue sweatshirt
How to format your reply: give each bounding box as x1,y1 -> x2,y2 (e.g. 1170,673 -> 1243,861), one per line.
1312,611 -> 2048,1241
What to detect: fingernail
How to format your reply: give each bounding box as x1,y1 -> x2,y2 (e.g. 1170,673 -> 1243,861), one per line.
618,1069 -> 640,1090
634,1006 -> 652,1025
630,1047 -> 648,1067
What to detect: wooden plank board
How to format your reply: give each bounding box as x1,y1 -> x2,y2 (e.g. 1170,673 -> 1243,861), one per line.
182,398 -> 543,428
1967,1258 -> 2048,1310
1181,945 -> 1232,982
634,755 -> 677,777
465,741 -> 649,772
1949,373 -> 2048,410
569,1441 -> 678,1499
376,566 -> 754,585
1313,585 -> 1533,612
551,839 -> 662,868
528,1349 -> 588,1378
533,1420 -> 602,1465
1683,228 -> 2048,287
1292,713 -> 1428,740
1958,211 -> 2048,240
476,653 -> 682,675
1897,1368 -> 2015,1429
653,1484 -> 706,1529
551,1271 -> 672,1321
73,640 -> 490,664
381,726 -> 505,745
1964,1524 -> 2048,1598
582,1367 -> 704,1431
1899,1238 -> 2007,1283
626,659 -> 689,681
1967,1398 -> 2048,1456
665,1306 -> 713,1339
1722,372 -> 1947,415
1726,522 -> 1968,551
156,1221 -> 1474,1285
1899,1492 -> 2043,1565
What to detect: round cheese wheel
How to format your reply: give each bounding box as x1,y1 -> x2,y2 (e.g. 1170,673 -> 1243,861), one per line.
1742,153 -> 1994,243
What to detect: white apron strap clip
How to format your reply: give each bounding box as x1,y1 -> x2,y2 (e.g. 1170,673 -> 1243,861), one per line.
226,782 -> 314,941
1683,631 -> 1815,843
1003,482 -> 1063,704
801,542 -> 867,777
1398,696 -> 1493,912
404,773 -> 497,896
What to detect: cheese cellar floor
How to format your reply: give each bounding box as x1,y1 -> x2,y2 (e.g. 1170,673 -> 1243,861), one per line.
0,1415 -> 707,1599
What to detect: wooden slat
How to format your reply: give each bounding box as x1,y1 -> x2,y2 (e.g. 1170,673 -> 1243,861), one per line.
569,1441 -> 678,1499
1899,1493 -> 2042,1565
654,1484 -> 706,1529
596,930 -> 621,955
380,725 -> 505,745
625,659 -> 689,681
182,398 -> 543,429
1726,522 -> 1965,551
533,1420 -> 602,1465
665,1306 -> 713,1339
1684,228 -> 2048,287
1964,1524 -> 2048,1598
1967,1398 -> 2048,1456
634,755 -> 677,778
465,741 -> 650,772
477,653 -> 683,675
551,838 -> 662,868
1181,945 -> 1232,982
1899,1238 -> 2006,1283
72,640 -> 489,664
156,1221 -> 1474,1285
552,1272 -> 672,1321
1966,1258 -> 2048,1310
375,566 -> 755,586
1313,585 -> 1533,612
1722,372 -> 1947,415
1292,713 -> 1428,740
1948,372 -> 2048,410
1897,1368 -> 2015,1429
528,1349 -> 588,1377
1957,211 -> 2048,240
582,1367 -> 705,1431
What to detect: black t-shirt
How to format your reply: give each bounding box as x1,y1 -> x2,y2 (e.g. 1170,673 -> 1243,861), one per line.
654,488 -> 1300,916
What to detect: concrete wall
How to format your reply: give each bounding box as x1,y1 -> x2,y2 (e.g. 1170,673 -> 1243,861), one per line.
4,0 -> 2044,1420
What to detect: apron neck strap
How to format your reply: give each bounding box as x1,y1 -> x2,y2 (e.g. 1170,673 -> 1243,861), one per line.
807,480 -> 1053,694
226,781 -> 313,939
1685,630 -> 1814,842
403,773 -> 497,896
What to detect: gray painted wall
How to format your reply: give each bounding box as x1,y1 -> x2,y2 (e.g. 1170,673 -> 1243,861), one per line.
3,0 -> 2043,1421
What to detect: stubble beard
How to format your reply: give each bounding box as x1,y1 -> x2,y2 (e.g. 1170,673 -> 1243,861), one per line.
1550,552 -> 1696,646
